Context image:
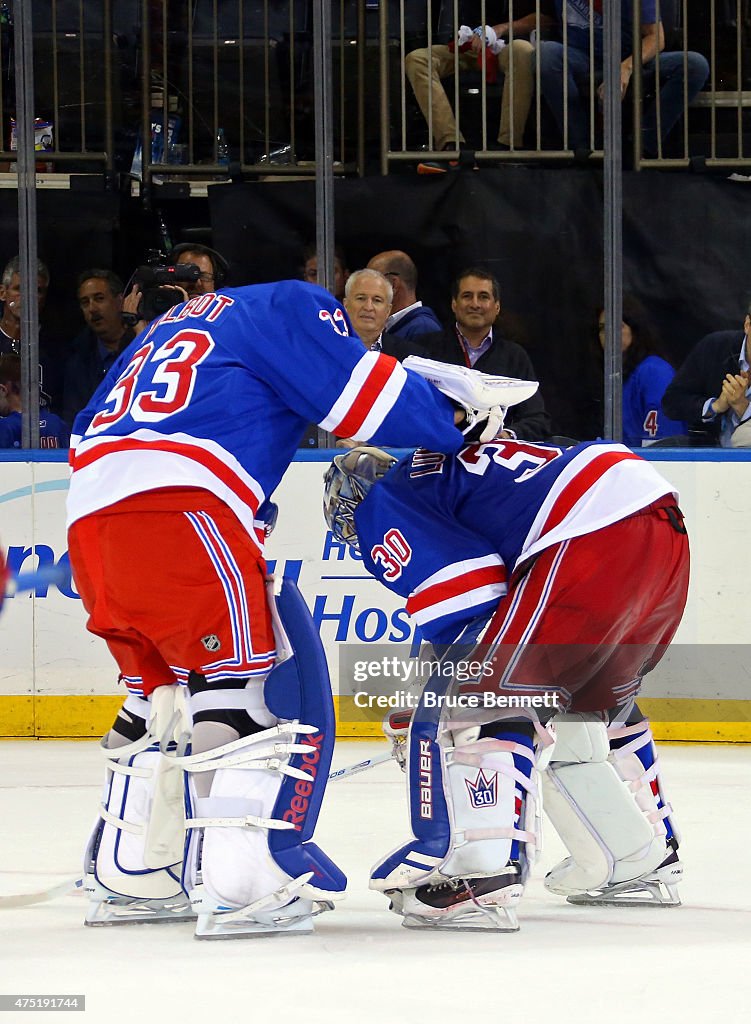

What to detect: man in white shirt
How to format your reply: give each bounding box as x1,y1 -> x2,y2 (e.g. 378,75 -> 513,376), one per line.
343,269 -> 393,351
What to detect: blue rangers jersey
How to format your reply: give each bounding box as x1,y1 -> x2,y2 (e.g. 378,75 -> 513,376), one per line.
354,440 -> 677,644
67,281 -> 465,547
0,410 -> 70,449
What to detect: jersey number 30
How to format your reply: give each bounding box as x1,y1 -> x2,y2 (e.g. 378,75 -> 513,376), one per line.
89,330 -> 214,433
371,528 -> 412,581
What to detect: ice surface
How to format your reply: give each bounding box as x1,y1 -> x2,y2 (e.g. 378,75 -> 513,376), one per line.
1,740 -> 749,1024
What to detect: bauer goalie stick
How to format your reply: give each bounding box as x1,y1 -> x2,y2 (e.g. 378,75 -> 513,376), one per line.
0,747 -> 396,909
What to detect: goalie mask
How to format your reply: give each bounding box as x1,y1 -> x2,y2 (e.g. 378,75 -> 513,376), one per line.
323,446 -> 397,552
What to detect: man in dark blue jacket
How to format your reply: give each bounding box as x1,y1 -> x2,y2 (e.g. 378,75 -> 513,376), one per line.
367,251 -> 442,342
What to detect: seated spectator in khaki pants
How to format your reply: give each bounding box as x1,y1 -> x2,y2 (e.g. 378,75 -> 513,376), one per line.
406,0 -> 555,163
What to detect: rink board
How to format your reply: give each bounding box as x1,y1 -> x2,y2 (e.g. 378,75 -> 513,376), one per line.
1,449 -> 750,742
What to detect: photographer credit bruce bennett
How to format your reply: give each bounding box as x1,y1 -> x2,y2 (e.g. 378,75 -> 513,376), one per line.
352,690 -> 561,711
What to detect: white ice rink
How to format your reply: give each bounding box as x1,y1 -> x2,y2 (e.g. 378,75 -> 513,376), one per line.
1,739 -> 750,1024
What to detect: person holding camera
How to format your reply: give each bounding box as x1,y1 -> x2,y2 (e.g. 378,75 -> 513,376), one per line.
170,243 -> 229,297
62,269 -> 136,426
121,243 -> 230,335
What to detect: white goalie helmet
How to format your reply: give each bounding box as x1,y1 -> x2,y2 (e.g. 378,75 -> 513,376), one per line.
323,446 -> 397,552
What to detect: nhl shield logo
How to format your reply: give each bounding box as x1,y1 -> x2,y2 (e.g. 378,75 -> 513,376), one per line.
465,769 -> 498,808
201,634 -> 222,652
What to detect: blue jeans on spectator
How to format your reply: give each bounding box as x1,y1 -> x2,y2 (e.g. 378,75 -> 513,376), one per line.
537,41 -> 709,155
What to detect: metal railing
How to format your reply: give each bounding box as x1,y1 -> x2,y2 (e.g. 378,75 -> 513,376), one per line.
381,0 -> 751,173
0,1 -> 390,186
0,2 -> 747,185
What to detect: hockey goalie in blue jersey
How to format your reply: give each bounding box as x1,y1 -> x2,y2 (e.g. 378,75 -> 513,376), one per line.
323,425 -> 689,931
66,282 -> 517,938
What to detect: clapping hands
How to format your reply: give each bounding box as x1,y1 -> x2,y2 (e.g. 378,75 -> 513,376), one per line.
715,371 -> 751,418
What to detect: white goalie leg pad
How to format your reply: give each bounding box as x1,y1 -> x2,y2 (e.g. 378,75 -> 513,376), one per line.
605,718 -> 683,900
543,713 -> 668,898
441,733 -> 538,880
180,710 -> 338,936
372,718 -> 539,933
84,685 -> 192,926
607,719 -> 680,845
178,576 -> 347,937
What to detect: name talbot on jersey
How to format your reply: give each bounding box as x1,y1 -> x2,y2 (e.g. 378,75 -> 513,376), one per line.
144,292 -> 234,337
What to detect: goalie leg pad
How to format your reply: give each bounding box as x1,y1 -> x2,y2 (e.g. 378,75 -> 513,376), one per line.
370,658 -> 538,931
180,576 -> 346,938
543,713 -> 672,904
608,714 -> 680,845
604,713 -> 682,900
84,685 -> 193,926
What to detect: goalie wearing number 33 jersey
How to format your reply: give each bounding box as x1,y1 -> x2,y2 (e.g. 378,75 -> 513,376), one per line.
324,441 -> 689,929
65,281 -> 475,938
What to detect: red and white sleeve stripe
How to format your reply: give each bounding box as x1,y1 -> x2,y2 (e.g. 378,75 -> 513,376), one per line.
319,351 -> 408,439
406,554 -> 507,628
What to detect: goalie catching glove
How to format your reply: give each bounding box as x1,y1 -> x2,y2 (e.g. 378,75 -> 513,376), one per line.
403,356 -> 539,443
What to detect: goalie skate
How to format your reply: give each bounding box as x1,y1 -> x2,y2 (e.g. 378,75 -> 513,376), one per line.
565,840 -> 682,908
84,878 -> 193,927
389,865 -> 523,932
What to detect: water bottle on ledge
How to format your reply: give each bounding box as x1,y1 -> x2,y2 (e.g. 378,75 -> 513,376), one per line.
216,128 -> 229,172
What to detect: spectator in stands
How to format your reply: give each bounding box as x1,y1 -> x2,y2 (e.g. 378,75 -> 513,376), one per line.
406,1 -> 555,170
537,1 -> 709,157
0,256 -> 50,355
662,308 -> 751,446
169,243 -> 229,297
414,266 -> 551,440
0,255 -> 64,415
302,244 -> 350,301
63,269 -> 135,426
0,353 -> 70,449
585,296 -> 685,447
343,269 -> 393,351
366,250 -> 442,340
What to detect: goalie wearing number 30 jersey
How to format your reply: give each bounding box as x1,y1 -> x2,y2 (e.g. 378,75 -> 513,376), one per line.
324,441 -> 689,929
353,439 -> 686,659
65,280 -> 474,938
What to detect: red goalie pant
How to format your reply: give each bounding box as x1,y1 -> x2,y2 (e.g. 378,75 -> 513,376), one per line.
468,499 -> 690,714
68,488 -> 275,697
